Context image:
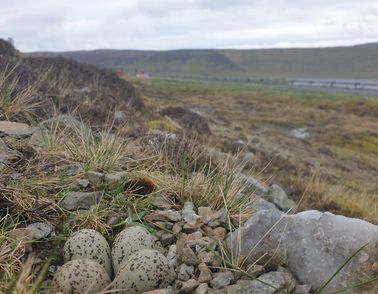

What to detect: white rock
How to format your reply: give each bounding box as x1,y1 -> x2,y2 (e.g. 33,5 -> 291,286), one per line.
27,222 -> 53,239
227,209 -> 378,293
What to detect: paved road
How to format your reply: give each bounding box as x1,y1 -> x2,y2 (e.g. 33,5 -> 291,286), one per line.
150,74 -> 378,97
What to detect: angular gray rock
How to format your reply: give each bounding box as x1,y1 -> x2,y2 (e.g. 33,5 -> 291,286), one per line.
0,121 -> 35,138
230,270 -> 296,294
254,195 -> 280,212
265,184 -> 296,212
194,283 -> 208,294
210,272 -> 234,289
85,170 -> 104,185
182,202 -> 200,224
227,209 -> 378,293
104,173 -> 124,185
27,222 -> 54,239
60,191 -> 101,210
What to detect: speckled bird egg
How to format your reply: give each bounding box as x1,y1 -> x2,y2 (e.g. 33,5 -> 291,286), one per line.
112,249 -> 175,294
50,259 -> 111,294
63,229 -> 112,276
112,226 -> 157,273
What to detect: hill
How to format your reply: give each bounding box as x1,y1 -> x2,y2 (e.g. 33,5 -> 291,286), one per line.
29,43 -> 378,80
1,39 -> 144,127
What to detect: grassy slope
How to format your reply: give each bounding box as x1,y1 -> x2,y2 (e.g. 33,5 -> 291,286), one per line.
136,78 -> 378,223
29,43 -> 378,80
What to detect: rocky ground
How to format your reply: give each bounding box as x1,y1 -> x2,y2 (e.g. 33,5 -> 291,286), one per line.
0,39 -> 378,293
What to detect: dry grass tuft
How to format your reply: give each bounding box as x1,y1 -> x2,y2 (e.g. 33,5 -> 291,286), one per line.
65,121 -> 130,172
0,63 -> 45,122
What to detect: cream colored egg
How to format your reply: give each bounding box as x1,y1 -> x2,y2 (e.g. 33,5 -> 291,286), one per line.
112,226 -> 157,273
63,229 -> 112,276
112,249 -> 175,294
50,259 -> 111,294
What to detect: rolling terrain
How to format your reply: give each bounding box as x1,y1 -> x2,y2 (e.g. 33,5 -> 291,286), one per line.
29,43 -> 378,80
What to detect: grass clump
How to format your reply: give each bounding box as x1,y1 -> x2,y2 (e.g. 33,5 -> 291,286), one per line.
179,157 -> 255,222
65,122 -> 129,172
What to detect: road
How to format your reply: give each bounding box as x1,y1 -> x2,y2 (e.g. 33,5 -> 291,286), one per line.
150,74 -> 378,97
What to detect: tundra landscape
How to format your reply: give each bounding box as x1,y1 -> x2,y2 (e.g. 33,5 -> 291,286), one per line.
1,1 -> 378,293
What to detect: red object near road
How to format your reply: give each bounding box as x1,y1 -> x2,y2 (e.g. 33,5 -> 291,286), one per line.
117,68 -> 123,78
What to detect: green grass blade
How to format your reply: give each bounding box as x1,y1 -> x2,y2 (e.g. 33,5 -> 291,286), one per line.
330,276 -> 378,294
314,243 -> 368,294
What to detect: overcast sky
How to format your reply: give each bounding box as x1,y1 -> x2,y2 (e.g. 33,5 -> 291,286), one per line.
1,0 -> 378,52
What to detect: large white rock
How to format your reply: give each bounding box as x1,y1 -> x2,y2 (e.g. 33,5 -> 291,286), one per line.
227,209 -> 378,293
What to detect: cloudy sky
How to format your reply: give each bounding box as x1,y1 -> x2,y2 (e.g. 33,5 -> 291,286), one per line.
1,0 -> 378,52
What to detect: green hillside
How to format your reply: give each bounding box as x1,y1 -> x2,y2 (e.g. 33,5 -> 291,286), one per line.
29,43 -> 378,80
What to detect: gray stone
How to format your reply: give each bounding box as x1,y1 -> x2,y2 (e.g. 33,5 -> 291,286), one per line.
182,202 -> 200,224
181,247 -> 200,266
233,270 -> 295,294
227,209 -> 378,293
198,206 -> 213,223
167,245 -> 178,268
160,209 -> 182,222
295,284 -> 312,294
254,195 -> 280,212
104,173 -> 124,185
0,121 -> 35,138
237,173 -> 268,196
180,279 -> 199,293
85,171 -> 104,185
194,283 -> 208,294
198,262 -> 212,283
207,289 -> 226,294
61,191 -> 101,210
77,179 -> 90,189
210,272 -> 234,289
152,195 -> 174,209
265,184 -> 296,212
177,264 -> 194,281
27,222 -> 54,239
160,232 -> 176,246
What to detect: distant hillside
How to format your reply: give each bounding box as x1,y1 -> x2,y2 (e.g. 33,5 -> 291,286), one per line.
29,43 -> 378,80
0,38 -> 144,126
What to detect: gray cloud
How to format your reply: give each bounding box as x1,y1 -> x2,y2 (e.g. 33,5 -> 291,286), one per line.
0,0 -> 378,51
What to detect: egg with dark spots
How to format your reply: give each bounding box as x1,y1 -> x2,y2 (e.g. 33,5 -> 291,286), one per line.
112,226 -> 157,273
112,249 -> 175,294
63,229 -> 112,276
50,259 -> 111,294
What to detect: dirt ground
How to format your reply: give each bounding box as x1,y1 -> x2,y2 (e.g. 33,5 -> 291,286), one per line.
135,78 -> 378,223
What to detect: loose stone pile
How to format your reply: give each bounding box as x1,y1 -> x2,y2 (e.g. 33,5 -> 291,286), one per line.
140,198 -> 311,294
49,198 -> 314,294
